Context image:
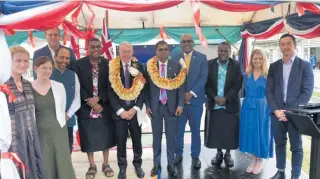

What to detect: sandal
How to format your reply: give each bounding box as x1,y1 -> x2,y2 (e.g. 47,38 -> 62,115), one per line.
253,158 -> 264,174
86,165 -> 97,179
102,164 -> 114,177
246,159 -> 256,173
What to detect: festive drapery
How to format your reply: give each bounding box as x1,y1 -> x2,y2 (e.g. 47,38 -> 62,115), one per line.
5,26 -> 242,47
1,1 -> 320,47
241,11 -> 320,39
297,3 -> 320,16
241,17 -> 283,39
84,0 -> 183,12
201,1 -> 282,12
0,0 -> 303,48
0,1 -> 80,30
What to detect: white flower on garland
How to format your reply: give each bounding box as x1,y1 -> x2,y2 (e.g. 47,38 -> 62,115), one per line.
179,58 -> 187,69
129,67 -> 139,76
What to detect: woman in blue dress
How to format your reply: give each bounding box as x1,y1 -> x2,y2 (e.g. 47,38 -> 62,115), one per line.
239,49 -> 273,174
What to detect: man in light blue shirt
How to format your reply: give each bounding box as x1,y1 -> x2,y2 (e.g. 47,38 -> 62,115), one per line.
282,55 -> 295,102
266,34 -> 314,179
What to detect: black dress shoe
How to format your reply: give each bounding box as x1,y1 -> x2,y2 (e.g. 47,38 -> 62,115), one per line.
167,165 -> 178,177
270,171 -> 285,179
150,165 -> 161,177
291,177 -> 299,179
118,169 -> 126,179
135,167 -> 145,178
175,156 -> 183,165
192,157 -> 201,170
211,152 -> 223,167
224,153 -> 234,168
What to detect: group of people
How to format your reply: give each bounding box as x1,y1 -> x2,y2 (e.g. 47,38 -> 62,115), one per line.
2,26 -> 314,179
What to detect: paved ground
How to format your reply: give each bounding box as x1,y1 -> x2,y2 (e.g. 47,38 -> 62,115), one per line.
72,133 -> 308,179
71,70 -> 320,179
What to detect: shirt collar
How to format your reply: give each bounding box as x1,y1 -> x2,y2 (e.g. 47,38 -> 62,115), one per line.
158,60 -> 168,66
90,58 -> 101,64
121,60 -> 131,67
48,45 -> 60,55
282,55 -> 296,64
217,59 -> 229,66
184,51 -> 193,58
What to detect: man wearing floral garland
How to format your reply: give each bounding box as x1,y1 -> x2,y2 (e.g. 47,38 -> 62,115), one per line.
174,34 -> 208,169
145,40 -> 186,177
108,41 -> 147,179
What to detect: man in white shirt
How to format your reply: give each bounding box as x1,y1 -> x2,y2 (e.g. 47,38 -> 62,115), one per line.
33,27 -> 77,78
108,41 -> 147,179
50,46 -> 80,153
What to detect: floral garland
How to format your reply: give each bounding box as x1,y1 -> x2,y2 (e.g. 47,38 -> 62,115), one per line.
109,56 -> 146,101
147,56 -> 187,90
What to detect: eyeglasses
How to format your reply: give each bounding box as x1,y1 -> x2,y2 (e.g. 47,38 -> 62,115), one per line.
181,40 -> 194,44
158,48 -> 169,52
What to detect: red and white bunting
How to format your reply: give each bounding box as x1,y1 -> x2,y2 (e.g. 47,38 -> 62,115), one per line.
190,0 -> 207,47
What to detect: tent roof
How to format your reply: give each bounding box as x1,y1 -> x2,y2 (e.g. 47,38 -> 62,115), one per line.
72,1 -> 294,29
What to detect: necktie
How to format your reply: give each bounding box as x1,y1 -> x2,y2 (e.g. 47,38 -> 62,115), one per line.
185,53 -> 191,72
160,64 -> 167,105
124,64 -> 130,104
124,64 -> 130,88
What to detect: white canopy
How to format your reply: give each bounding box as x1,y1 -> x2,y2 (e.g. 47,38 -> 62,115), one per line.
70,1 -> 295,29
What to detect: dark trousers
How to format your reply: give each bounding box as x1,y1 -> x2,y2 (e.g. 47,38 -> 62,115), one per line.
115,113 -> 142,170
176,105 -> 203,158
271,115 -> 303,177
67,127 -> 73,153
151,104 -> 178,166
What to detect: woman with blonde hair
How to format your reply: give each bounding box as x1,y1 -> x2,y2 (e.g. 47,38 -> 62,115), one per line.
4,46 -> 45,179
239,49 -> 273,174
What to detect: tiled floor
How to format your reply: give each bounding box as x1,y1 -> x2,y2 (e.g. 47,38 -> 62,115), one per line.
72,133 -> 309,179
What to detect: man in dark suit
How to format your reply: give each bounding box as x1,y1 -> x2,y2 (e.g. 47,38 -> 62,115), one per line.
146,41 -> 184,177
174,34 -> 208,169
205,42 -> 243,168
33,27 -> 76,78
266,34 -> 314,179
108,41 -> 146,179
73,38 -> 116,178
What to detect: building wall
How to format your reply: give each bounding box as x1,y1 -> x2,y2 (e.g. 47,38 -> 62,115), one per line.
254,40 -> 304,65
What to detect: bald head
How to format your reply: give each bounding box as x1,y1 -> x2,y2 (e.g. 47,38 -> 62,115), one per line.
181,34 -> 193,41
180,34 -> 194,54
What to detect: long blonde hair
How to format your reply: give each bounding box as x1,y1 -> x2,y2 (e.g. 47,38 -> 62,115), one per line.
246,49 -> 268,78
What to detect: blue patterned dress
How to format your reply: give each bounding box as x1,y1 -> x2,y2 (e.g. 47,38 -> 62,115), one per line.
239,74 -> 273,158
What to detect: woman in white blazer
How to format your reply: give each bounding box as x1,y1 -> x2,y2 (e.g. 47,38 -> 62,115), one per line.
32,56 -> 76,179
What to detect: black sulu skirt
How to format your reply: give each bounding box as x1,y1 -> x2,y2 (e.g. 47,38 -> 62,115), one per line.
77,117 -> 116,152
204,109 -> 240,150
